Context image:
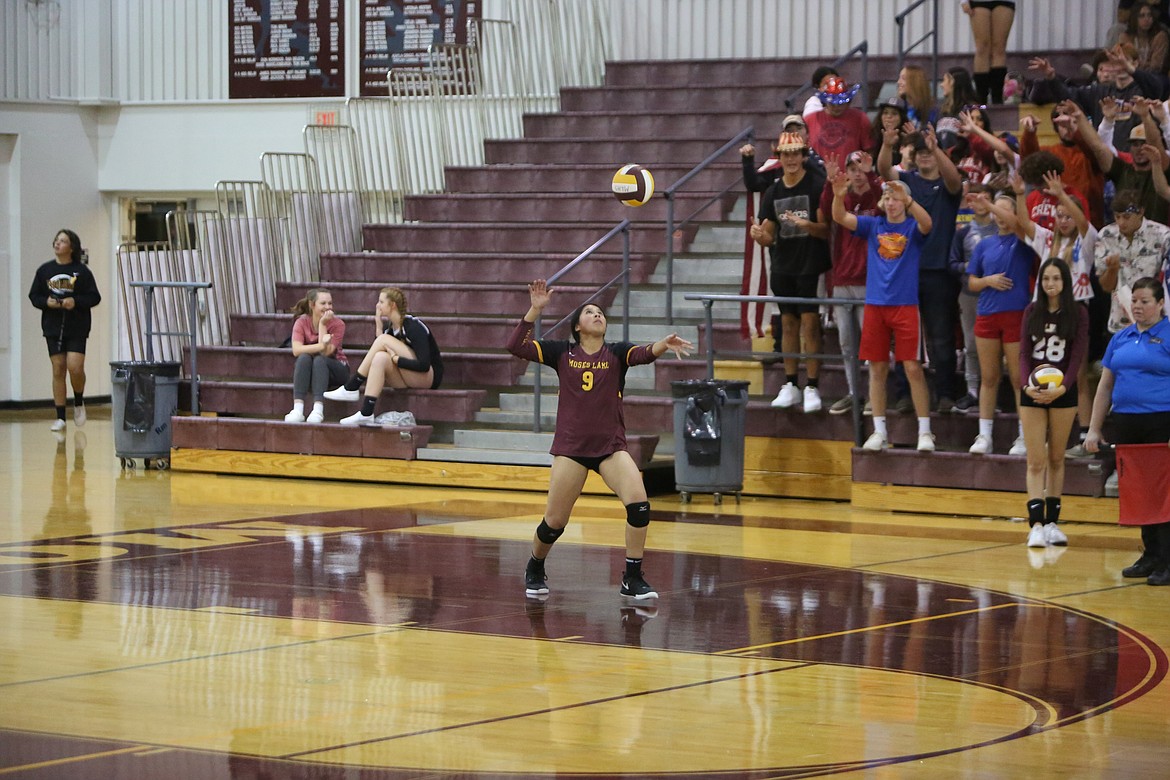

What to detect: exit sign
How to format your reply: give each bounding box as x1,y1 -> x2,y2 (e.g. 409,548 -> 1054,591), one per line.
314,111 -> 338,126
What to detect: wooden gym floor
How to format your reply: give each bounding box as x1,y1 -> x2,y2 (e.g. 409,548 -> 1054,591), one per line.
1,411 -> 1168,779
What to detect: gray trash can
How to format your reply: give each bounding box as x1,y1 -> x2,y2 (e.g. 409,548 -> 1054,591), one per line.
110,361 -> 181,469
671,379 -> 749,504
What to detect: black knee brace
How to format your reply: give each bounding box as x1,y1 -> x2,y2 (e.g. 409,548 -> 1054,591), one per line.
626,501 -> 650,528
536,519 -> 565,545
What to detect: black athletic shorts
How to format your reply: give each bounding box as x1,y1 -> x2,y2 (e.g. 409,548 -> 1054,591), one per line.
46,336 -> 87,356
568,454 -> 611,473
967,1 -> 1016,10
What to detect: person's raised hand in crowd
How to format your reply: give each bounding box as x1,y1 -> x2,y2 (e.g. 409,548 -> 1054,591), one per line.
882,124 -> 901,148
739,143 -> 755,157
1009,171 -> 1027,197
959,110 -> 981,135
1100,95 -> 1121,124
1020,114 -> 1038,134
1027,57 -> 1056,80
1041,170 -> 1065,197
921,123 -> 940,152
1132,97 -> 1152,120
824,157 -> 841,181
853,150 -> 874,173
830,167 -> 851,198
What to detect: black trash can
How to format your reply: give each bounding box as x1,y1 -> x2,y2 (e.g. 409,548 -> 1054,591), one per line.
110,361 -> 181,469
670,379 -> 749,503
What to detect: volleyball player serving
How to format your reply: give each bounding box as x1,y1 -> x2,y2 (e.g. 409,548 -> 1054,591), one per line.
507,279 -> 693,600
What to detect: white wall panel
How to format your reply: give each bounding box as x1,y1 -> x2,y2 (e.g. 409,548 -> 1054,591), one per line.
605,0 -> 1112,61
2,0 -> 1116,103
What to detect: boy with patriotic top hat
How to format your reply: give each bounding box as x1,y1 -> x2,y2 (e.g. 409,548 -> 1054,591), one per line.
750,131 -> 831,412
805,75 -> 872,163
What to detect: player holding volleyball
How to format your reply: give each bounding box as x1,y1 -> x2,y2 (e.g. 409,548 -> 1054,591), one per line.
507,279 -> 693,600
1018,257 -> 1089,550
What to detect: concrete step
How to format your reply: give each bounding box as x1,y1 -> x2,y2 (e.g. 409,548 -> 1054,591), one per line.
276,281 -> 613,320
321,251 -> 659,287
559,83 -> 808,113
452,428 -> 554,451
361,221 -> 690,255
443,163 -> 741,195
483,136 -> 752,166
403,191 -> 735,224
521,110 -> 790,140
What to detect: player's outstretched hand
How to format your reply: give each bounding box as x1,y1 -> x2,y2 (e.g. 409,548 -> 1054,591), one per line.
658,333 -> 694,359
528,279 -> 552,311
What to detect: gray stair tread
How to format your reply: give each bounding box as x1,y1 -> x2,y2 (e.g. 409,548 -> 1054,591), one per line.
453,429 -> 554,450
417,445 -> 554,466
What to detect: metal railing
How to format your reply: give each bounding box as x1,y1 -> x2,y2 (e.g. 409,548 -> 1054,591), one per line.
130,280 -> 213,415
529,222 -> 633,433
662,128 -> 755,325
896,0 -> 940,92
685,292 -> 866,447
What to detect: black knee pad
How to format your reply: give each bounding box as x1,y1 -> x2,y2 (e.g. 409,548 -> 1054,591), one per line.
626,501 -> 650,528
536,519 -> 565,545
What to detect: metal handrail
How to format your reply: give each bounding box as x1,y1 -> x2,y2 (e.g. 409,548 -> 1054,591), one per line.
782,40 -> 872,114
529,222 -> 632,433
131,280 -> 213,415
896,0 -> 940,93
662,128 -> 755,325
684,292 -> 866,447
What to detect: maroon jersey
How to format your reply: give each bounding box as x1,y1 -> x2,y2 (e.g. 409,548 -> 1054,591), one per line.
1018,303 -> 1089,389
507,319 -> 658,458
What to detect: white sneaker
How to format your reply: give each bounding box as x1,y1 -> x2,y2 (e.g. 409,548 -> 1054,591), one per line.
74,405 -> 86,427
916,432 -> 936,452
339,410 -> 377,426
284,408 -> 306,423
969,433 -> 992,455
305,409 -> 325,424
802,386 -> 822,413
862,431 -> 889,451
1008,436 -> 1027,456
1027,524 -> 1048,548
1043,522 -> 1068,546
1105,471 -> 1119,497
771,382 -> 801,408
50,419 -> 66,432
323,386 -> 360,402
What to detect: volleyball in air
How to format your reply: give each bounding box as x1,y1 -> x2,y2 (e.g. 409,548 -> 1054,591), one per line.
611,164 -> 655,206
1028,364 -> 1064,389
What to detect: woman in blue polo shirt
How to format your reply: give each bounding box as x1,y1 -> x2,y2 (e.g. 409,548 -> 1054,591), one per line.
1085,277 -> 1170,585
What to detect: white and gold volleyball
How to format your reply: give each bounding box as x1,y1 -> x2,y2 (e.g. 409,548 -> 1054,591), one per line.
611,164 -> 655,206
1028,364 -> 1064,389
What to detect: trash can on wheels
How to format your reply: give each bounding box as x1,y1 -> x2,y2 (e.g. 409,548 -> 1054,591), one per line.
670,379 -> 749,505
110,361 -> 181,470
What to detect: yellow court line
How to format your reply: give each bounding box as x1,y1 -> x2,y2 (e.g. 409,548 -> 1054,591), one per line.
0,745 -> 152,775
717,602 -> 1024,655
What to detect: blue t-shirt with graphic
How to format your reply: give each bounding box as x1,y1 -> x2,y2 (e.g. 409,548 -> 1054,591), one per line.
853,215 -> 927,306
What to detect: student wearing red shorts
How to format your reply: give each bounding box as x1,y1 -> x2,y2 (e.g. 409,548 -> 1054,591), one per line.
831,173 -> 936,452
966,190 -> 1037,455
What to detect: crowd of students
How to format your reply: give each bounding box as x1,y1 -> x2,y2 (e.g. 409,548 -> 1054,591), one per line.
741,38 -> 1170,551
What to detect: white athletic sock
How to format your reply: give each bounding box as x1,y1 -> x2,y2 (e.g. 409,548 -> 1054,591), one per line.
873,416 -> 888,438
312,401 -> 324,416
979,418 -> 994,438
292,399 -> 305,413
918,417 -> 931,435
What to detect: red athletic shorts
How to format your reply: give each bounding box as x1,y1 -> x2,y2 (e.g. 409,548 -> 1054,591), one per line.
974,310 -> 1024,343
859,304 -> 921,362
